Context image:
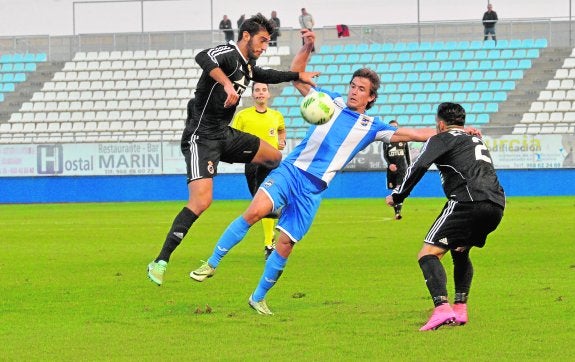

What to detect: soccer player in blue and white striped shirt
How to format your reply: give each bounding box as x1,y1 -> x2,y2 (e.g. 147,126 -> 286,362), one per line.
190,30 -> 476,315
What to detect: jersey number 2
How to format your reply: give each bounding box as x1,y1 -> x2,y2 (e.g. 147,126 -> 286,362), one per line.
472,137 -> 492,163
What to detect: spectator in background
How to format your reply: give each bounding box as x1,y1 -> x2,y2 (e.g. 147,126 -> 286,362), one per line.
270,10 -> 281,47
219,15 -> 234,42
298,8 -> 315,50
382,120 -> 411,220
231,82 -> 287,259
482,3 -> 498,44
237,14 -> 246,30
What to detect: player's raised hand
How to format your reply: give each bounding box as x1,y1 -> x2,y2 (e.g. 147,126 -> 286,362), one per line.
301,28 -> 316,46
386,195 -> 395,207
298,71 -> 320,87
464,127 -> 482,138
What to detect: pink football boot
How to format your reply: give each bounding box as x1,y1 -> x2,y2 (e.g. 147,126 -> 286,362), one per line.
419,303 -> 456,331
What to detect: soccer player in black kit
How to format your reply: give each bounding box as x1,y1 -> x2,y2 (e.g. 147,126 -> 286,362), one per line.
147,14 -> 319,286
386,102 -> 505,331
382,120 -> 410,219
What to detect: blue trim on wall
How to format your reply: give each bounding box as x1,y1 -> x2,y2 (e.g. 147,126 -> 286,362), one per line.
1,169 -> 574,203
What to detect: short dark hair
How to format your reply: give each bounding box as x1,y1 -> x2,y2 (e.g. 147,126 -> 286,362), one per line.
437,102 -> 466,126
350,68 -> 380,110
238,13 -> 274,41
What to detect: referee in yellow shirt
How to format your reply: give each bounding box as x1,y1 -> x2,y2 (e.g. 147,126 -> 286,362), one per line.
231,82 -> 287,259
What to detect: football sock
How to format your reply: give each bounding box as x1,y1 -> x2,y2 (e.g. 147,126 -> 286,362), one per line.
394,203 -> 403,214
262,218 -> 275,248
156,207 -> 198,262
207,216 -> 251,268
252,250 -> 287,301
418,254 -> 448,307
451,249 -> 473,302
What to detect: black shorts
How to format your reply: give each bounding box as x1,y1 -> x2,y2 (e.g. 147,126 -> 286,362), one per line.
244,163 -> 273,196
425,200 -> 504,249
181,127 -> 260,182
386,168 -> 406,189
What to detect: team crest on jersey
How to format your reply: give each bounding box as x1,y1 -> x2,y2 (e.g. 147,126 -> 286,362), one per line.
360,116 -> 371,127
269,128 -> 276,136
263,178 -> 274,188
207,161 -> 215,174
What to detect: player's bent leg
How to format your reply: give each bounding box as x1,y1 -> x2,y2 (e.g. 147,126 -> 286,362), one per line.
251,140 -> 282,169
186,178 -> 214,215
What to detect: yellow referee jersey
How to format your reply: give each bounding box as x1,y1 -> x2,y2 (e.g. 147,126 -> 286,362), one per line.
231,107 -> 285,149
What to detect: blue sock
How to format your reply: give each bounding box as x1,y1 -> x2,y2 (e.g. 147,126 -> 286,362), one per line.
207,216 -> 251,268
252,250 -> 287,301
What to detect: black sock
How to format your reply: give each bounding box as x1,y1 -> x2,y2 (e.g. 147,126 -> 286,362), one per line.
156,207 -> 198,262
418,254 -> 448,307
451,249 -> 473,303
394,204 -> 402,214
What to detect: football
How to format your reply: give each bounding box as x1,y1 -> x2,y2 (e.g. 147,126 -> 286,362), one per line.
300,91 -> 335,125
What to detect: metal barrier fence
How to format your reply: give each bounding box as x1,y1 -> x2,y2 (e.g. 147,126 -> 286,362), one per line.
0,18 -> 573,62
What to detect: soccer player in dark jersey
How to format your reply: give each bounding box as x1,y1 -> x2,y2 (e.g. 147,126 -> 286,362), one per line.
147,14 -> 319,286
386,102 -> 505,331
382,120 -> 411,219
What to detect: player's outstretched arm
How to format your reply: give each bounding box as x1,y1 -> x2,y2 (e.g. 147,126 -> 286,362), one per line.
292,29 -> 317,97
391,127 -> 436,143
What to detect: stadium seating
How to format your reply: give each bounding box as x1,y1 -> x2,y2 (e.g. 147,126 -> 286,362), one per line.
1,49 -> 286,143
276,39 -> 547,130
0,53 -> 47,105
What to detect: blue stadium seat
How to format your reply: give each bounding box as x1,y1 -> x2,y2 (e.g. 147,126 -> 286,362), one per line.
401,94 -> 415,103
462,82 -> 475,92
334,54 -> 347,64
406,73 -> 418,82
332,44 -> 344,53
526,49 -> 539,58
357,44 -> 369,53
418,42 -> 432,51
343,44 -> 357,53
398,53 -> 411,62
326,64 -> 338,74
466,114 -> 476,124
338,64 -> 351,74
427,94 -> 440,104
423,52 -> 435,61
469,40 -> 483,50
432,42 -> 444,51
489,81 -> 502,91
440,92 -> 454,102
319,45 -> 331,53
496,39 -> 509,48
406,104 -> 419,114
23,53 -> 36,62
35,53 -> 47,62
359,53 -> 372,63
393,43 -> 407,52
317,75 -> 329,84
388,94 -> 401,103
436,52 -> 449,61
409,83 -> 425,95
368,43 -> 382,53
521,39 -> 534,48
382,43 -> 394,52
386,53 -> 398,62
479,92 -> 493,102
398,83 -> 410,93
509,70 -> 523,80
453,61 -> 466,71
462,51 -> 475,60
276,106 -> 288,115
411,52 -> 423,62
419,72 -> 432,82
284,97 -> 298,106
372,53 -> 385,63
484,71 -> 497,80
479,60 -> 492,70
476,114 -> 489,124
379,95 -> 388,104
494,91 -> 507,102
458,72 -> 471,81
383,84 -> 396,93
476,81 -> 489,92
466,60 -> 479,71
432,72 -> 444,82
509,39 -> 523,49
323,55 -> 335,64
1,63 -> 13,71
403,63 -> 415,72
419,104 -> 432,114
2,73 -> 14,82
471,103 -> 485,113
535,38 -> 548,48
492,60 -> 505,70
427,61 -> 440,72
501,81 -> 515,90
518,59 -> 532,69
475,50 -> 487,59
328,75 -> 343,84
440,61 -> 453,71
487,50 -> 501,59
436,82 -> 449,92
456,41 -> 470,49
333,85 -> 346,94
380,105 -> 392,114
389,63 -> 402,72
500,49 -> 514,59
422,114 -> 436,125
406,42 -> 419,51
471,71 -> 483,81
288,107 -> 301,117
409,115 -> 423,125
0,93 -> 4,102
376,63 -> 389,73
347,54 -> 360,63
393,73 -> 406,82
273,97 -> 285,106
381,74 -> 393,83
0,54 -> 13,63
445,72 -> 458,82
448,51 -> 461,61
392,105 -> 406,114
423,82 -> 436,93
312,64 -> 326,73
281,87 -> 296,96
414,93 -> 427,103
414,62 -> 427,72
483,40 -> 496,49
467,92 -> 480,102
454,92 -> 467,102
514,49 -> 527,58
2,83 -> 15,92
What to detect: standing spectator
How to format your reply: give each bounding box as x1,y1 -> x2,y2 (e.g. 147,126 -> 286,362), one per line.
382,120 -> 411,220
237,14 -> 246,30
270,10 -> 281,47
146,14 -> 319,287
298,8 -> 315,50
387,102 -> 505,331
219,15 -> 234,42
482,3 -> 498,44
231,82 -> 286,259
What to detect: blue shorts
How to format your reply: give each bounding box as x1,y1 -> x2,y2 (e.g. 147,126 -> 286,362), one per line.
259,162 -> 325,242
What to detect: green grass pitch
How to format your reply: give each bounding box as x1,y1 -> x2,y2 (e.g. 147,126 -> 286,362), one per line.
1,197 -> 573,360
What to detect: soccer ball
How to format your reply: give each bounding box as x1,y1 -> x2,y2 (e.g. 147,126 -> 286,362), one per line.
300,91 -> 335,125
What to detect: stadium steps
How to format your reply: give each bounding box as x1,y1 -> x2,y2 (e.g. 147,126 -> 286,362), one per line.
0,61 -> 64,122
484,47 -> 571,135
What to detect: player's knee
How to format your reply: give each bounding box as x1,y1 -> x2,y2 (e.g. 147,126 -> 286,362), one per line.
187,196 -> 212,215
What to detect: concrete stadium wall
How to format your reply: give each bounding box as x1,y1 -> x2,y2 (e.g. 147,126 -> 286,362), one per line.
1,169 -> 574,204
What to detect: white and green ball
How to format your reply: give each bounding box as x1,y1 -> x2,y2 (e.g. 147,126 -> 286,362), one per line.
300,91 -> 335,125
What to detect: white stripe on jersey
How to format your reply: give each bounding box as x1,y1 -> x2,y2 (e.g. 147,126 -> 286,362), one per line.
425,199 -> 457,243
207,46 -> 234,65
189,134 -> 201,180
